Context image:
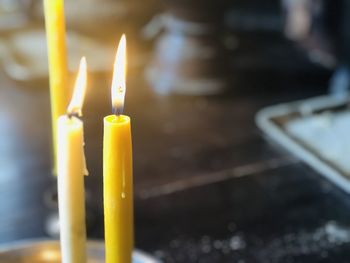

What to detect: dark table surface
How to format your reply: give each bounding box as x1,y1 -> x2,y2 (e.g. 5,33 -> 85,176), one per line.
1,31 -> 350,263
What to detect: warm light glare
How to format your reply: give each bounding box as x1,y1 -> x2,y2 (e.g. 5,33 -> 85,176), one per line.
111,34 -> 127,115
67,57 -> 87,116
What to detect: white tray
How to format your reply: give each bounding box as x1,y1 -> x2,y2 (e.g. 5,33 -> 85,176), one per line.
256,94 -> 350,193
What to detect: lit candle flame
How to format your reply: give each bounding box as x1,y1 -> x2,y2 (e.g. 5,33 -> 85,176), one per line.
67,57 -> 87,117
111,35 -> 127,115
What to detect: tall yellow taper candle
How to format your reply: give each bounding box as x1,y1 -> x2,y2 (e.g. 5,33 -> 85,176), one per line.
103,35 -> 134,263
57,57 -> 88,263
44,0 -> 69,173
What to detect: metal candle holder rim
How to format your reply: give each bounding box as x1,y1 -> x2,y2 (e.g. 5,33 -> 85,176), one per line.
0,239 -> 161,263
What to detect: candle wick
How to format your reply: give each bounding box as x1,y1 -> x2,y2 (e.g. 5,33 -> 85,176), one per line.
67,111 -> 79,119
112,105 -> 124,117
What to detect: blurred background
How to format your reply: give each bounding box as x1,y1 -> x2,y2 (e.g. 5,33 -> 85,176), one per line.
1,0 -> 350,262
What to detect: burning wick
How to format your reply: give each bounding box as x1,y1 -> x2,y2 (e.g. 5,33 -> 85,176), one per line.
112,86 -> 125,116
67,57 -> 87,119
111,35 -> 127,116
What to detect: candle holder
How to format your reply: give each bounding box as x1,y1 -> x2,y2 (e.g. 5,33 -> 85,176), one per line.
0,240 -> 160,263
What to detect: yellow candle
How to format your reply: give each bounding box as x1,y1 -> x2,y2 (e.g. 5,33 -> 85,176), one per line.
103,35 -> 134,263
57,57 -> 88,263
44,0 -> 69,173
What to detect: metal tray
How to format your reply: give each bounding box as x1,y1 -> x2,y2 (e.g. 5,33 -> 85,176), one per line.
256,94 -> 350,193
0,239 -> 160,263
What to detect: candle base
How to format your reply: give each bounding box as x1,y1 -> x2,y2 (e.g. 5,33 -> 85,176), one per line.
0,240 -> 160,263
